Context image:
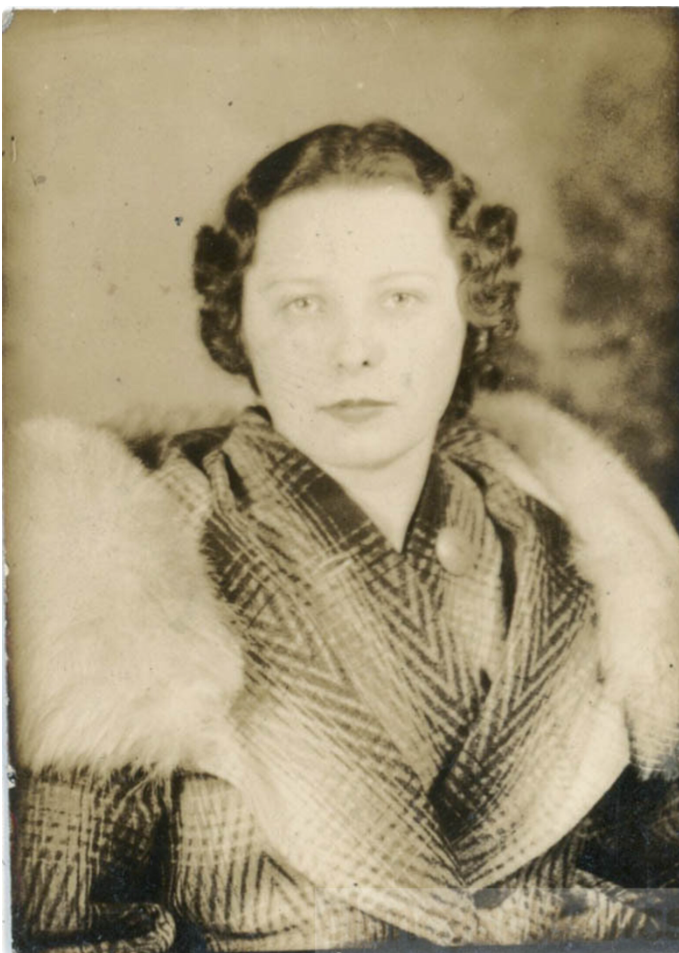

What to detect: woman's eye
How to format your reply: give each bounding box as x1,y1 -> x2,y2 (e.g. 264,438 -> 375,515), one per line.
383,291 -> 423,309
282,295 -> 322,315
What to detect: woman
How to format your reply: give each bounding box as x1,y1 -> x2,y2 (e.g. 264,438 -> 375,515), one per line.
9,120 -> 679,951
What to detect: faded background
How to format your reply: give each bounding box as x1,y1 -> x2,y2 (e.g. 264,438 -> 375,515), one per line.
4,9 -> 679,517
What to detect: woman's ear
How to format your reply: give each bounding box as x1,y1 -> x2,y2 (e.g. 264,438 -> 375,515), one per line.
456,277 -> 485,330
457,276 -> 497,330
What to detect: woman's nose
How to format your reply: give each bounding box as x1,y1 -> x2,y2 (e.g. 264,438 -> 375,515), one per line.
329,309 -> 385,373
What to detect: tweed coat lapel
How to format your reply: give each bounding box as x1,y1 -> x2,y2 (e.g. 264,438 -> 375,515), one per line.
204,412 -> 625,909
435,448 -> 630,888
201,413 -> 489,938
188,410 -> 635,927
212,411 -> 485,785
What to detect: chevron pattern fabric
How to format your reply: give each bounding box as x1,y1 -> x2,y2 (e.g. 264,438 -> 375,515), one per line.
12,410 -> 679,951
13,770 -> 175,952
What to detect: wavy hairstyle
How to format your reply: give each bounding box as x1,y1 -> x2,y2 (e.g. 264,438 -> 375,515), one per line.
194,120 -> 521,418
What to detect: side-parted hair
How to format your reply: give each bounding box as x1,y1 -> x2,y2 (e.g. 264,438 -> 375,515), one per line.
194,120 -> 521,417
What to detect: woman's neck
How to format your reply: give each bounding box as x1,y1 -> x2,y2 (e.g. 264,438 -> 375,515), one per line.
322,434 -> 437,552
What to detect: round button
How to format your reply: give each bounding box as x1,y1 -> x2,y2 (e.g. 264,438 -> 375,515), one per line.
435,527 -> 475,575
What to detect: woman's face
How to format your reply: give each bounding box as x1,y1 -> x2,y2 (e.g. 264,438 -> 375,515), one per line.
241,184 -> 466,473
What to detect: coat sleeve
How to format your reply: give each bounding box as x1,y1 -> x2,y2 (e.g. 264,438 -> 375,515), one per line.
575,768 -> 679,888
11,768 -> 176,953
464,820 -> 679,949
467,880 -> 679,945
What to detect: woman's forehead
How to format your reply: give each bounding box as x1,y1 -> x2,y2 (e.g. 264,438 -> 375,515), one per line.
251,184 -> 454,276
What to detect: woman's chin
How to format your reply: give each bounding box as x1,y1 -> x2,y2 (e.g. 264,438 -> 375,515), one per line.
271,407 -> 435,474
303,434 -> 423,475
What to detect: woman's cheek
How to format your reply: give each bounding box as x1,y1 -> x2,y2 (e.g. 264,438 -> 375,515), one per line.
256,345 -> 326,411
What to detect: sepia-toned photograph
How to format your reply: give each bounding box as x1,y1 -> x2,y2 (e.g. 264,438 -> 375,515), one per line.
3,9 -> 679,952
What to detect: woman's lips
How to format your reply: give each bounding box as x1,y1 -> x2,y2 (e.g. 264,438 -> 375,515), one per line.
319,398 -> 393,423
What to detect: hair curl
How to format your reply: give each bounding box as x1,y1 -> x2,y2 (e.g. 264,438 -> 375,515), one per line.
194,120 -> 521,418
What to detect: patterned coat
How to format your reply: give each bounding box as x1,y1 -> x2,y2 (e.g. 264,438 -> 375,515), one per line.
7,391 -> 679,952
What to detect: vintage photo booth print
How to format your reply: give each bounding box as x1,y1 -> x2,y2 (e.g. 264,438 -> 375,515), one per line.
4,9 -> 679,952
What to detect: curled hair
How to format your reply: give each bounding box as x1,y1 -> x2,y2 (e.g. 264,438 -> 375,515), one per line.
194,120 -> 520,416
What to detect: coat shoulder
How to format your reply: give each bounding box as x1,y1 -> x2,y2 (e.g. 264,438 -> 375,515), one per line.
6,416 -> 243,778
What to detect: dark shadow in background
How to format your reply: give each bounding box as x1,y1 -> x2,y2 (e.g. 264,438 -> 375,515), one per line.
547,44 -> 679,525
498,22 -> 679,529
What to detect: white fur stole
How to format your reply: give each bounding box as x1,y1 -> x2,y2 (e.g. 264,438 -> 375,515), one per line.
6,419 -> 243,777
473,391 -> 679,778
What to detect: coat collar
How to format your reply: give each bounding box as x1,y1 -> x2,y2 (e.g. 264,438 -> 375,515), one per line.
212,405 -> 450,559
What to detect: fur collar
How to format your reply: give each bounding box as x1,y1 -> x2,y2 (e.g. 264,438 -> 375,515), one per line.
7,391 -> 679,780
472,391 -> 679,778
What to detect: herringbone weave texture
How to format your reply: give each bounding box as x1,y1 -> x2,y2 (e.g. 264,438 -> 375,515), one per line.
13,411 -> 679,951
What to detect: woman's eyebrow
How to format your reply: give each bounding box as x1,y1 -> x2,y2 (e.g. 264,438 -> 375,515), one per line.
372,271 -> 438,285
256,271 -> 438,292
259,277 -> 324,292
